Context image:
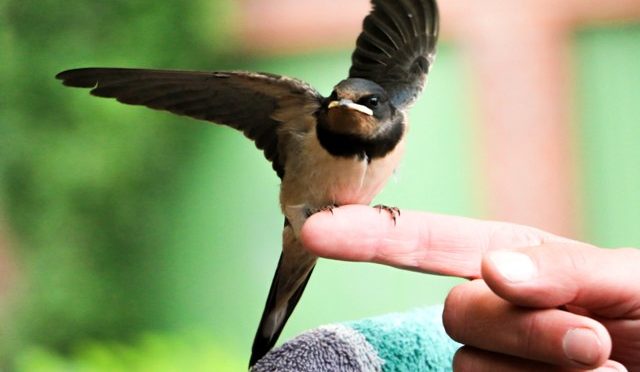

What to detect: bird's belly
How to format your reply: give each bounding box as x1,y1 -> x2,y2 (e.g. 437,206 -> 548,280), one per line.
280,140 -> 404,234
284,156 -> 391,207
316,157 -> 371,206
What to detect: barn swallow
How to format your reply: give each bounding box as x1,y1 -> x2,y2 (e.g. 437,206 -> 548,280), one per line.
56,0 -> 439,367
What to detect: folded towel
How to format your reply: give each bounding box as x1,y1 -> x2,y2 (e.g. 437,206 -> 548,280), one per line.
252,305 -> 461,372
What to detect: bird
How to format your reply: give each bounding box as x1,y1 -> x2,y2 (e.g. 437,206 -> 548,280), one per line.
56,0 -> 439,367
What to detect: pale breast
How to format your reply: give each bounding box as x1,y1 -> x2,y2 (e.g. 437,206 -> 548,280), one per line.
280,129 -> 405,233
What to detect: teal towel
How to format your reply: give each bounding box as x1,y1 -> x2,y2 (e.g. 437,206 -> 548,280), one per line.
252,305 -> 461,372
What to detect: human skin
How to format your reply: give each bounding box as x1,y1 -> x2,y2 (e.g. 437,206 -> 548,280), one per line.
300,205 -> 639,371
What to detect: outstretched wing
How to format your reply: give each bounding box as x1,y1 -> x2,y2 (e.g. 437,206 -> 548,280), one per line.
349,0 -> 439,110
56,68 -> 323,178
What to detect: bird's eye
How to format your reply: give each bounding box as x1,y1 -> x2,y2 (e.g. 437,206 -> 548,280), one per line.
364,95 -> 379,108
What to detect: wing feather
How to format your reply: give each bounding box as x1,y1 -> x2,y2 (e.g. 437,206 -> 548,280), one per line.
349,0 -> 439,110
56,68 -> 323,178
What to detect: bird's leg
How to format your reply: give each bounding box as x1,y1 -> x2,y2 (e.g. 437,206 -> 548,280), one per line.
373,204 -> 401,225
305,204 -> 338,218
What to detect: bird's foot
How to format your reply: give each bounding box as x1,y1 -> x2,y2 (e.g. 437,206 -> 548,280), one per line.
305,204 -> 338,218
373,204 -> 401,225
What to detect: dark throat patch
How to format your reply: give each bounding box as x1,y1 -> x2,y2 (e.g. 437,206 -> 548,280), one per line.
315,114 -> 404,161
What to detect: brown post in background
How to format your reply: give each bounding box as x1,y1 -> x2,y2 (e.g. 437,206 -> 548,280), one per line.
442,0 -> 640,238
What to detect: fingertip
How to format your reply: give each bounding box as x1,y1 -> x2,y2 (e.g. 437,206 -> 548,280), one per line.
451,347 -> 475,372
482,243 -> 634,312
485,250 -> 538,282
599,360 -> 628,372
480,250 -> 525,306
481,248 -> 558,308
562,325 -> 612,369
482,250 -> 538,286
452,346 -> 549,372
299,209 -> 334,257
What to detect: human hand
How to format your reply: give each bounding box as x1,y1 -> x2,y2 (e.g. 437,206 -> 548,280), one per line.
300,205 -> 639,371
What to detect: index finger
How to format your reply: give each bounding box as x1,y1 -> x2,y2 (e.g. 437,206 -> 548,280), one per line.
300,205 -> 575,278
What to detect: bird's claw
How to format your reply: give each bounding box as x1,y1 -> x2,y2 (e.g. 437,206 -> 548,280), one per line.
373,204 -> 401,225
305,204 -> 338,218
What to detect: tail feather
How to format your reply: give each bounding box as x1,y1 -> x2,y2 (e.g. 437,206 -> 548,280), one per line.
249,225 -> 317,367
249,255 -> 315,367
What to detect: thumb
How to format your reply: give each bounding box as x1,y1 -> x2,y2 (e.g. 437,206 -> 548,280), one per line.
481,244 -> 640,316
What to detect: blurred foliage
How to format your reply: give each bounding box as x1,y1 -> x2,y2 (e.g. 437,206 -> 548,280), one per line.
0,0 -> 238,366
15,332 -> 244,372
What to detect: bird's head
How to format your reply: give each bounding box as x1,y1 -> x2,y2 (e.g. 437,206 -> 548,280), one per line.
319,78 -> 399,139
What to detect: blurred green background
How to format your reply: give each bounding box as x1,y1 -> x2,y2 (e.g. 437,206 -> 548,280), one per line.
1,0 -> 639,370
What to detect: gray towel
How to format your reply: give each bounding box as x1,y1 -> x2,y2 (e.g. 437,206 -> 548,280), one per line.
252,305 -> 461,372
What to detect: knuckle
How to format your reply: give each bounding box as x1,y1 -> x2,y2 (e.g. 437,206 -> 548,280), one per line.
518,311 -> 542,357
443,284 -> 467,340
444,282 -> 482,342
451,348 -> 475,372
486,222 -> 547,251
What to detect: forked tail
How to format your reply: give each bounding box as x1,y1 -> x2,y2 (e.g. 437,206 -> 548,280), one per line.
249,229 -> 317,367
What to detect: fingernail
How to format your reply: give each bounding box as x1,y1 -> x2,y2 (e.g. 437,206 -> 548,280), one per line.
489,251 -> 537,282
563,328 -> 602,366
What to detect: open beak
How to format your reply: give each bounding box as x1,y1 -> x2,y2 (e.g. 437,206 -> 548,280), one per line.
328,99 -> 373,116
